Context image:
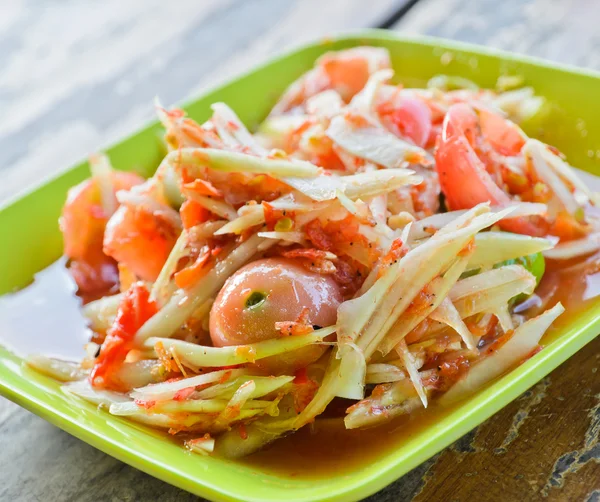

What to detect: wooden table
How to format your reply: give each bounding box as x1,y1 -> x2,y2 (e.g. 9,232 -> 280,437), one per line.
1,1 -> 599,501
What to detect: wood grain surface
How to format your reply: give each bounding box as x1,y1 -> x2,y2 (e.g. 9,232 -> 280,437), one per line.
388,338 -> 600,502
394,0 -> 600,69
1,0 -> 600,501
0,0 -> 401,203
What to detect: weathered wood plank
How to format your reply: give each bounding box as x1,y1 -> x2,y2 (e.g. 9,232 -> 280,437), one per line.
393,0 -> 600,70
0,398 -> 198,502
2,1 -> 600,502
405,337 -> 600,502
370,340 -> 600,502
0,0 -> 402,202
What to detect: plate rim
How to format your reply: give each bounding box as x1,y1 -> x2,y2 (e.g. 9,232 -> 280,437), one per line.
1,29 -> 600,502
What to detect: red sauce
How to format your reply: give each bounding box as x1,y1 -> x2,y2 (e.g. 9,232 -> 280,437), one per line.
243,257 -> 600,478
2,248 -> 600,478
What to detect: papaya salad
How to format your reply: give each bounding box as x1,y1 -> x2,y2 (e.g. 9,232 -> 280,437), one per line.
29,46 -> 600,458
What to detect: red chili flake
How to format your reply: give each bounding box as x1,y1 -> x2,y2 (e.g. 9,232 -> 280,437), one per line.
405,289 -> 436,315
466,315 -> 499,341
155,341 -> 182,374
134,399 -> 156,409
344,112 -> 371,128
405,150 -> 430,166
180,199 -> 210,229
173,387 -> 196,401
238,423 -> 248,440
283,120 -> 314,153
262,201 -> 287,230
420,371 -> 440,389
311,149 -> 347,171
276,308 -> 314,336
371,384 -> 387,398
421,353 -> 471,392
281,248 -> 330,261
345,401 -> 361,414
163,107 -> 184,119
293,367 -> 310,385
218,370 -> 233,384
332,257 -> 367,296
179,166 -> 195,185
304,219 -> 334,250
438,355 -> 470,383
380,238 -> 405,268
174,247 -> 211,289
239,227 -> 255,243
298,217 -> 370,294
181,120 -> 222,147
275,320 -> 314,337
292,372 -> 319,413
183,178 -> 223,198
307,215 -> 368,254
210,246 -> 224,257
90,282 -> 158,391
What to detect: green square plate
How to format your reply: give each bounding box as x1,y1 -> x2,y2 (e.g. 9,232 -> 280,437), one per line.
1,30 -> 600,502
